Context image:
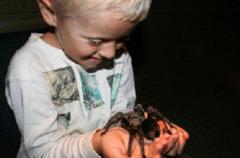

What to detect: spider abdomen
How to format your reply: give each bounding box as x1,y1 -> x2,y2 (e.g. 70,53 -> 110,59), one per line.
141,117 -> 160,140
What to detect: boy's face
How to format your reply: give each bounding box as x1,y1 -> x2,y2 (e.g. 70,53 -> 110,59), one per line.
55,12 -> 136,71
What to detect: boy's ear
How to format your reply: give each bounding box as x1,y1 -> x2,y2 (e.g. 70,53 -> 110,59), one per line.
37,0 -> 57,27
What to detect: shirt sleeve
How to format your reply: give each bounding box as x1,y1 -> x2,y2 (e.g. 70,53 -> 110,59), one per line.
5,74 -> 101,158
110,53 -> 136,115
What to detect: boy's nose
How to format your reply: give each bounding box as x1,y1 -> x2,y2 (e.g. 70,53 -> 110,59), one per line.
98,41 -> 116,59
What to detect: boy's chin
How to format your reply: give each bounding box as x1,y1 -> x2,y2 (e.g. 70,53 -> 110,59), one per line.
84,60 -> 114,72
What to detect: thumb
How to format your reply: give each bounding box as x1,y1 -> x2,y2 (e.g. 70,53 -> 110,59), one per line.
144,136 -> 170,158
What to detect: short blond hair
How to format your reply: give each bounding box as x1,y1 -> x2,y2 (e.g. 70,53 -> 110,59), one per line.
52,0 -> 152,22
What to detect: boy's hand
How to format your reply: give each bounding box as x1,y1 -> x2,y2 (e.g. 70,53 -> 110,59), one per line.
157,120 -> 190,157
132,134 -> 173,158
94,127 -> 172,158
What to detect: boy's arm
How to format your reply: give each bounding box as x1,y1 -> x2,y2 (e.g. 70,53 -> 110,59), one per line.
6,79 -> 101,158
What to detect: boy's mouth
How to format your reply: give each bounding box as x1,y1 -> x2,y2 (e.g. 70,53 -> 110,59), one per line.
90,56 -> 103,64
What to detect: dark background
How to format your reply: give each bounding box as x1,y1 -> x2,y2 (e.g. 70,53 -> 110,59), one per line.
0,0 -> 239,157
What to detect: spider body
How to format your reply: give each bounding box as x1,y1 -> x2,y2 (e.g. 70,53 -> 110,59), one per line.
101,104 -> 146,157
141,117 -> 160,140
101,104 -> 173,158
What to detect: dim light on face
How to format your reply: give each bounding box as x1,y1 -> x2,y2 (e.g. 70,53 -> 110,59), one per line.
55,11 -> 136,71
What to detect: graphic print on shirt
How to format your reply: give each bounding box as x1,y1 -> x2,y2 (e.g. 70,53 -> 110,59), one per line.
107,73 -> 122,106
44,66 -> 79,106
57,112 -> 71,129
80,72 -> 105,110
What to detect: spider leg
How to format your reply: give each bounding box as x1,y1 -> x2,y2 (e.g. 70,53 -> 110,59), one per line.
127,131 -> 135,157
147,106 -> 175,134
101,112 -> 123,135
138,127 -> 146,158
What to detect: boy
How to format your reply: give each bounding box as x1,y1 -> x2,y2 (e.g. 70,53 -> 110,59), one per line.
5,0 -> 189,157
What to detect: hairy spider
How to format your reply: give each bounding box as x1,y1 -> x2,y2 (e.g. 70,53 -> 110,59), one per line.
101,104 -> 146,157
146,106 -> 175,134
101,104 -> 174,158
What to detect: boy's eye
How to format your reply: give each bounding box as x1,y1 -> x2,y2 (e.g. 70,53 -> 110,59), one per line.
88,35 -> 131,47
89,39 -> 102,46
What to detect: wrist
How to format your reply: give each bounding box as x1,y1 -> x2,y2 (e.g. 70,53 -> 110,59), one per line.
92,129 -> 103,156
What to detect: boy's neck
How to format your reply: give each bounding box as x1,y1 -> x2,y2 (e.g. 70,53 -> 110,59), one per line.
41,32 -> 61,49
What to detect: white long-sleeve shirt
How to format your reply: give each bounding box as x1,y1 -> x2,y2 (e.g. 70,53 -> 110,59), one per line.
5,33 -> 136,158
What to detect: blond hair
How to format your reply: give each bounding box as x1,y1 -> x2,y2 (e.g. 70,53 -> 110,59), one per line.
52,0 -> 152,22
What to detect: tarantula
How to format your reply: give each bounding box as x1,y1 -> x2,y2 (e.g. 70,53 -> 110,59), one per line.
101,104 -> 174,158
145,106 -> 175,135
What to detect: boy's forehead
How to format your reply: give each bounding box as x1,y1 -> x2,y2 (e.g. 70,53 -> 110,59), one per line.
63,12 -> 135,39
41,0 -> 53,3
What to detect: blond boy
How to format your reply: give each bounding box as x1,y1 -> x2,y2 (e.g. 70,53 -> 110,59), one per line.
5,0 -> 189,157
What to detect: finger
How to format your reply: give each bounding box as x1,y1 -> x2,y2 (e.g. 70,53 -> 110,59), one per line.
167,134 -> 178,150
153,134 -> 171,151
157,121 -> 169,134
163,129 -> 179,155
170,123 -> 190,140
181,128 -> 190,140
165,129 -> 187,156
166,142 -> 179,157
177,130 -> 187,154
